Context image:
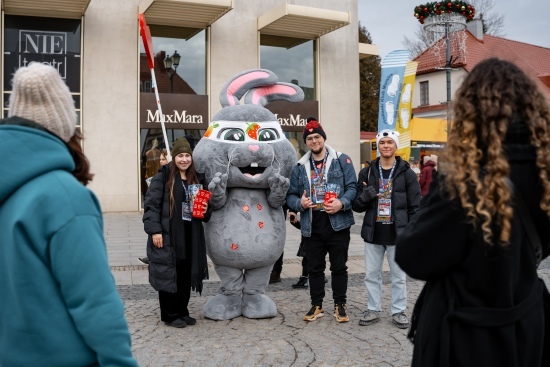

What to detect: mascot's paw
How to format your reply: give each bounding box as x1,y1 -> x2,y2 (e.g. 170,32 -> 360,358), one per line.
203,294 -> 242,320
268,174 -> 290,195
242,293 -> 277,319
208,172 -> 228,196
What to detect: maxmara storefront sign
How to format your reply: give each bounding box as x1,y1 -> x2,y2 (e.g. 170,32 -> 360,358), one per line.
140,93 -> 209,130
266,100 -> 318,132
141,96 -> 318,132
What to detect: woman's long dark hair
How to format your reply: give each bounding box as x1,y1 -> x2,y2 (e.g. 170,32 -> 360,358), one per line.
167,155 -> 198,218
67,129 -> 94,186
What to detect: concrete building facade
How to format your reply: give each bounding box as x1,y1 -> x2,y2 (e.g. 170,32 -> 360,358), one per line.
2,0 -> 361,212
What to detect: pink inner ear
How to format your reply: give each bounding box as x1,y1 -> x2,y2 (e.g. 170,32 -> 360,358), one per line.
226,71 -> 271,106
250,85 -> 296,105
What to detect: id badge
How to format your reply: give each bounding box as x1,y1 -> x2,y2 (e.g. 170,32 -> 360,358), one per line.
377,198 -> 391,218
182,202 -> 192,221
313,183 -> 326,207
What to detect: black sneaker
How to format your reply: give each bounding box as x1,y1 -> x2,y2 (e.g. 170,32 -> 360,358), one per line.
182,315 -> 196,325
334,304 -> 349,323
137,257 -> 149,265
164,318 -> 186,328
292,276 -> 308,289
269,272 -> 281,284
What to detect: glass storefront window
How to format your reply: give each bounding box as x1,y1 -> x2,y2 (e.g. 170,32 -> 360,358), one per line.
260,39 -> 315,100
139,128 -> 205,203
3,15 -> 82,127
139,28 -> 208,207
139,30 -> 206,95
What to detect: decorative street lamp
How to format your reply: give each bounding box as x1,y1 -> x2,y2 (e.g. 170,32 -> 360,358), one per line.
163,50 -> 181,93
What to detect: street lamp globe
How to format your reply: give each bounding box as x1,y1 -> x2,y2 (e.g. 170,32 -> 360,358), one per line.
163,53 -> 173,71
171,50 -> 181,69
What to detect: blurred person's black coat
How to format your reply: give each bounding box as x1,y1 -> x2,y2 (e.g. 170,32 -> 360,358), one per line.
395,142 -> 550,367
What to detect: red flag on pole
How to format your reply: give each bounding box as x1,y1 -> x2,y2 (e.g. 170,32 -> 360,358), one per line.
138,13 -> 172,161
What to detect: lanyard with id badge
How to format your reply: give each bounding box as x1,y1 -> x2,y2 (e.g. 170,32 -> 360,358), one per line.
376,160 -> 396,223
181,181 -> 192,221
311,151 -> 328,210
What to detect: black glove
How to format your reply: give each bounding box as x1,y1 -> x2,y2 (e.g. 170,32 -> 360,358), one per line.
360,186 -> 378,202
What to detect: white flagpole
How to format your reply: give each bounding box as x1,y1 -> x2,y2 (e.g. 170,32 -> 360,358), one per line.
150,70 -> 172,162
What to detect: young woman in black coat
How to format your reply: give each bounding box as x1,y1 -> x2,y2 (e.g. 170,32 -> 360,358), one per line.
143,137 -> 211,328
395,58 -> 550,367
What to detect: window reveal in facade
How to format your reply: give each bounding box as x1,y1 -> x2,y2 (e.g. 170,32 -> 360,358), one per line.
419,80 -> 429,106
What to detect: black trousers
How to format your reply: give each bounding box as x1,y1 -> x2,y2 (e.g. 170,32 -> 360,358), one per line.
272,252 -> 284,273
303,229 -> 350,307
158,259 -> 192,322
301,256 -> 309,277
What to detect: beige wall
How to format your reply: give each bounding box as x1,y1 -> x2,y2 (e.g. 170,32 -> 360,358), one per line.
413,69 -> 468,118
316,0 -> 360,172
77,0 -> 359,212
83,0 -> 141,212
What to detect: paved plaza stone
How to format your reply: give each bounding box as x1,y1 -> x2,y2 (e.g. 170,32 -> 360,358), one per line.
106,212 -> 550,367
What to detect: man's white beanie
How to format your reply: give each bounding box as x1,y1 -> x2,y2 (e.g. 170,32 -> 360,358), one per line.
376,129 -> 400,149
8,62 -> 76,142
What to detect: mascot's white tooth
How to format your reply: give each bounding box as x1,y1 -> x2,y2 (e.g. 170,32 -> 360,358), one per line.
192,68 -> 303,320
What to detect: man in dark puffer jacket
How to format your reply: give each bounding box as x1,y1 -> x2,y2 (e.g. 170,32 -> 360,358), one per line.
352,129 -> 421,329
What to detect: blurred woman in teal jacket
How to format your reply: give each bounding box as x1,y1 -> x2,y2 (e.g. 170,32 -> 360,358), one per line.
0,63 -> 137,366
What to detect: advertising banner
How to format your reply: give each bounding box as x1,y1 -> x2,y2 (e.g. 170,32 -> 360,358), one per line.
377,50 -> 411,159
377,50 -> 410,130
394,61 -> 418,161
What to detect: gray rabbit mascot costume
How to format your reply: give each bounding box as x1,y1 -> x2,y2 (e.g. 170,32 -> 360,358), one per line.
193,69 -> 303,320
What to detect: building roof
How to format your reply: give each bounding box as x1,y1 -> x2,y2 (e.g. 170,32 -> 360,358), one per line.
415,30 -> 550,98
360,131 -> 377,140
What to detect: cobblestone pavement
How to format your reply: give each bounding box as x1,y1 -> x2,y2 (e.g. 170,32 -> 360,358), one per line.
107,212 -> 550,366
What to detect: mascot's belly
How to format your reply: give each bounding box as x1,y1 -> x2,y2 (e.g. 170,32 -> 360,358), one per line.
205,189 -> 286,269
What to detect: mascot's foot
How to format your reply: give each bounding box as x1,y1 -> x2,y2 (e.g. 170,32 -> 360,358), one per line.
242,293 -> 277,319
203,294 -> 242,320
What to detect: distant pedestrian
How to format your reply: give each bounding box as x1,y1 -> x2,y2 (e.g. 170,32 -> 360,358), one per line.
143,137 -> 211,328
353,129 -> 421,329
395,58 -> 550,366
419,154 -> 436,196
0,63 -> 137,366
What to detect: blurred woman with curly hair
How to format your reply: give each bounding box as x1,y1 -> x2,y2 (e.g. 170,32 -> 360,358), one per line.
395,58 -> 550,367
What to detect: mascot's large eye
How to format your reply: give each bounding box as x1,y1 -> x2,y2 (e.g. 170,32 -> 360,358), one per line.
221,128 -> 245,141
258,129 -> 279,141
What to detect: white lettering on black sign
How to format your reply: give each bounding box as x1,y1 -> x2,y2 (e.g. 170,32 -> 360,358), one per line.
274,114 -> 306,127
19,30 -> 67,78
146,110 -> 203,124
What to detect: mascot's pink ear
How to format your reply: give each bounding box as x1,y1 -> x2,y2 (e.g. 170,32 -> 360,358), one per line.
243,82 -> 304,107
219,69 -> 278,107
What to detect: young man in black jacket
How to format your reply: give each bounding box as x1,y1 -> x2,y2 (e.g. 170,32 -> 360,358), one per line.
352,129 -> 421,328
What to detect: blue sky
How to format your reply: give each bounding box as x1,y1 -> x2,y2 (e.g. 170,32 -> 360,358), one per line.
358,0 -> 550,59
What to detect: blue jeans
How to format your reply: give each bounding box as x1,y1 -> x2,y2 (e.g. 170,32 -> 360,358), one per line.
364,242 -> 407,315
